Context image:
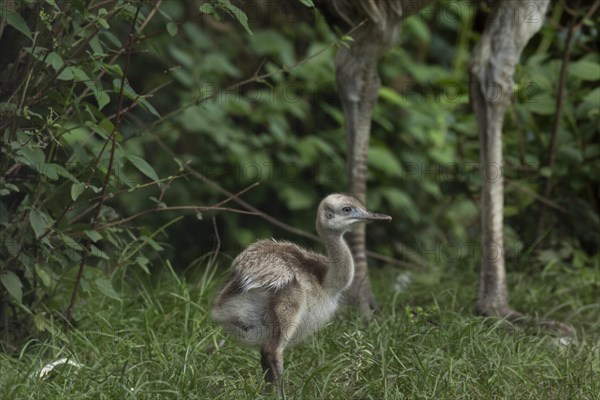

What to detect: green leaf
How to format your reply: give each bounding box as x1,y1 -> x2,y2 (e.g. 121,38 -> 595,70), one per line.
57,66 -> 89,82
135,256 -> 150,274
380,187 -> 419,223
89,34 -> 105,56
17,146 -> 45,165
127,155 -> 159,182
102,30 -> 122,48
166,22 -> 178,36
168,45 -> 194,68
29,209 -> 49,238
296,0 -> 314,7
96,91 -> 110,110
140,235 -> 164,251
85,230 -> 102,242
522,93 -> 555,115
94,277 -> 121,301
0,102 -> 17,116
112,78 -> 138,101
0,8 -> 32,40
87,81 -> 110,110
39,163 -> 60,180
140,97 -> 161,118
569,60 -> 600,81
199,3 -> 216,15
103,63 -> 123,77
97,17 -> 110,30
119,3 -> 139,21
57,67 -> 74,81
90,245 -> 110,260
216,0 -> 252,34
71,182 -> 85,201
279,186 -> 315,210
379,87 -> 406,107
33,313 -> 49,332
35,265 -> 52,287
1,271 -> 23,303
582,87 -> 599,108
62,235 -> 84,251
539,166 -> 552,177
158,7 -> 173,21
98,117 -> 115,136
504,206 -> 520,217
45,52 -> 64,70
4,237 -> 19,256
428,146 -> 454,164
558,146 -> 583,163
368,147 -> 403,177
54,164 -> 78,182
405,16 -> 431,44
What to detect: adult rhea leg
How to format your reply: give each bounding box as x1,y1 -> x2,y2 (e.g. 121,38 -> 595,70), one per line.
335,26 -> 392,315
469,0 -> 571,335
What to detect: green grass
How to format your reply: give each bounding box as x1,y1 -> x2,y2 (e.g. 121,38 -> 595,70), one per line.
1,263 -> 598,399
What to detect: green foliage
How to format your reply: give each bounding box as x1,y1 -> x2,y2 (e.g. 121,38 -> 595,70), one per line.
0,1 -> 173,342
0,0 -> 598,366
371,1 -> 599,271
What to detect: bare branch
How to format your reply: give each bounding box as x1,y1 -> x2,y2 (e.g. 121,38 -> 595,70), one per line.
94,181 -> 261,231
92,205 -> 259,231
535,2 -> 594,237
154,138 -> 425,271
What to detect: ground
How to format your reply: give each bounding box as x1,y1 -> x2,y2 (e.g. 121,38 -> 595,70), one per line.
1,262 -> 598,399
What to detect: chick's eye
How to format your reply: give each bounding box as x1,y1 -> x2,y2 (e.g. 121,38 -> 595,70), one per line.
342,206 -> 352,214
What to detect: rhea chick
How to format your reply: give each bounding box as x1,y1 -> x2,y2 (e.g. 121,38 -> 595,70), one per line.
211,193 -> 391,386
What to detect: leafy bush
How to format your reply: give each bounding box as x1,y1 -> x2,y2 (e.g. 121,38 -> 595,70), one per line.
0,0 -> 258,345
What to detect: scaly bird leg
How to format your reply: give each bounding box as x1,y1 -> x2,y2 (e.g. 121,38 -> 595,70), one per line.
335,20 -> 398,316
469,0 -> 572,336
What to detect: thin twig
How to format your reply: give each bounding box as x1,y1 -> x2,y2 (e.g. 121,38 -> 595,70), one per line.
535,1 -> 597,237
508,103 -> 526,164
156,176 -> 176,206
208,217 -> 222,269
87,173 -> 189,203
104,79 -> 173,121
562,0 -> 600,23
93,205 -> 259,231
88,0 -> 118,11
94,181 -> 261,231
506,180 -> 566,213
138,0 -> 163,33
39,173 -> 189,241
154,138 -> 423,271
212,181 -> 261,208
